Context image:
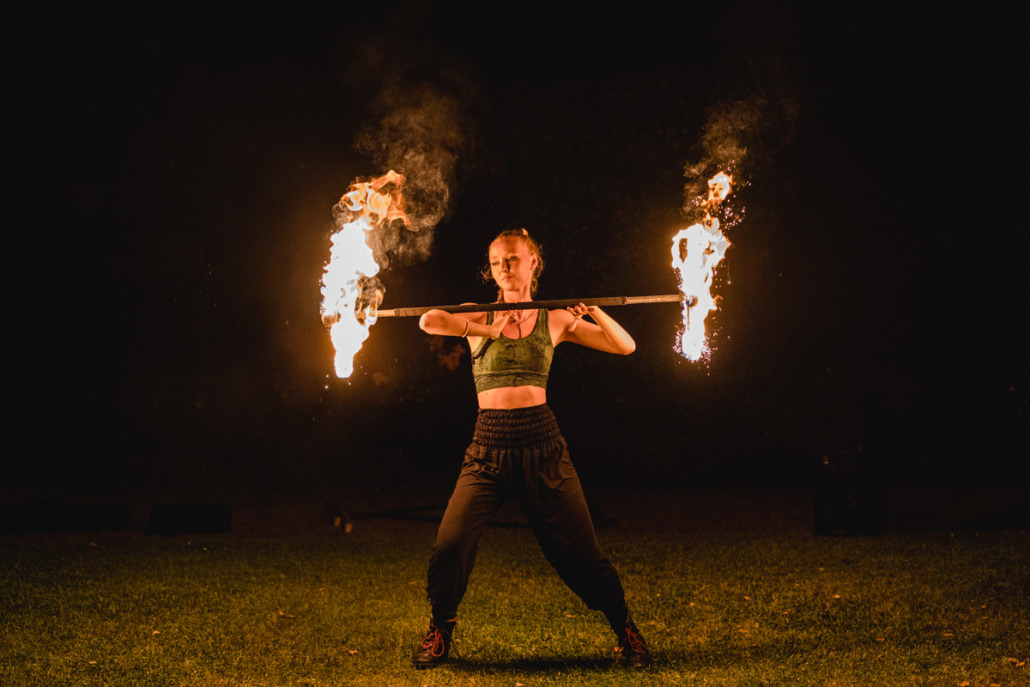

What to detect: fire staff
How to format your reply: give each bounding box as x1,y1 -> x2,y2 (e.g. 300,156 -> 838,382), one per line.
412,228 -> 652,670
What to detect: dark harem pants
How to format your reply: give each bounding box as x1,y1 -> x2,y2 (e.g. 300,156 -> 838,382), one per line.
426,405 -> 629,630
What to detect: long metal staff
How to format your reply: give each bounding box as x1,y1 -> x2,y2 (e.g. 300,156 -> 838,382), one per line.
375,294 -> 696,318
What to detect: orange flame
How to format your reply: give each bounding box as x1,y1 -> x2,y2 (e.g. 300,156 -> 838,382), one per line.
671,172 -> 733,361
321,171 -> 408,378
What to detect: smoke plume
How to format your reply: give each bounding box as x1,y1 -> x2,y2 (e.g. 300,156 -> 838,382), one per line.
326,25 -> 474,331
350,81 -> 466,270
683,93 -> 797,219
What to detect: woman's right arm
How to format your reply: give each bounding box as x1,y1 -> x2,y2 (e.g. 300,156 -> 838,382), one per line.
419,309 -> 510,338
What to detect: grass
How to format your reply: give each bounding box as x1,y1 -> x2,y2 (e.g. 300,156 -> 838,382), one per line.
1,491 -> 1028,687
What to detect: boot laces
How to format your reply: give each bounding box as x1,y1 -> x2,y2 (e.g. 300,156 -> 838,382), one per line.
421,625 -> 449,658
622,626 -> 647,655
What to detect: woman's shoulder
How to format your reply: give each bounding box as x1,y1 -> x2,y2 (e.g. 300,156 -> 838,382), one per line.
545,308 -> 575,339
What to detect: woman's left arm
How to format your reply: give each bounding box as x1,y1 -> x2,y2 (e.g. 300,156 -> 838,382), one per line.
555,304 -> 636,355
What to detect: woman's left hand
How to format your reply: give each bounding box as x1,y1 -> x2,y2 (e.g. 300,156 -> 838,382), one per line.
565,303 -> 593,332
559,303 -> 636,355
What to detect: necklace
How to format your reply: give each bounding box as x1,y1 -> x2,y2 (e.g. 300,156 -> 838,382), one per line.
505,309 -> 532,337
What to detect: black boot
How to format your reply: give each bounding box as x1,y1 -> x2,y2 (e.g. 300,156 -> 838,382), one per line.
614,620 -> 652,669
412,619 -> 454,669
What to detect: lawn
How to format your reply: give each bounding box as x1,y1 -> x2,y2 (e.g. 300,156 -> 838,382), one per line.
2,489 -> 1028,686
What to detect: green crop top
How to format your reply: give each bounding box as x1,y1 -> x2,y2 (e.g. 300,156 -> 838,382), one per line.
471,309 -> 553,393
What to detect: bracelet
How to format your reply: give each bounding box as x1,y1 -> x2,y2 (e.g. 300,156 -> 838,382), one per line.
461,320 -> 470,337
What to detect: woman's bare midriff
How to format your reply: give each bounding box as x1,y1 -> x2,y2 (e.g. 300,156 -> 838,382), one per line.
477,385 -> 547,410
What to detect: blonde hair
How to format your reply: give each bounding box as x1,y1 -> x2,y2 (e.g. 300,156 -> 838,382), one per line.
481,228 -> 545,299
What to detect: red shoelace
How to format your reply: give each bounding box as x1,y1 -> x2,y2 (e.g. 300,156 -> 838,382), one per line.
622,627 -> 647,654
421,626 -> 448,658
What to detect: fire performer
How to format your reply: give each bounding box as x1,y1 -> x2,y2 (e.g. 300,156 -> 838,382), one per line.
412,228 -> 651,669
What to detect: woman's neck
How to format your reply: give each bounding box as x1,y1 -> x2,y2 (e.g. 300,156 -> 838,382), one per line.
501,287 -> 532,303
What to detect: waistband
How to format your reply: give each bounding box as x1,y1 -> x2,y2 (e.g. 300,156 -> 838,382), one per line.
472,404 -> 562,449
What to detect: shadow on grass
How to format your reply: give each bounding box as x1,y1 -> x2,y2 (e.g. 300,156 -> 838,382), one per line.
446,639 -> 823,676
450,655 -> 616,673
352,499 -> 619,528
643,637 -> 828,676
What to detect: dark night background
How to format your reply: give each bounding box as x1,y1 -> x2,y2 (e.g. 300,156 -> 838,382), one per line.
10,3 -> 1028,527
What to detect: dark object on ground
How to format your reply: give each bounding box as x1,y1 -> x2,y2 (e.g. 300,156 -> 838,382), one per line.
0,499 -> 133,533
146,503 -> 231,535
814,449 -> 886,536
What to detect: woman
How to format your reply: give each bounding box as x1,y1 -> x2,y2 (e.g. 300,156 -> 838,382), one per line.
413,228 -> 651,669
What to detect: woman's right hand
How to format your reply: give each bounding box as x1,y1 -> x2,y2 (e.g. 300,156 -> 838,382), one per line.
485,311 -> 513,339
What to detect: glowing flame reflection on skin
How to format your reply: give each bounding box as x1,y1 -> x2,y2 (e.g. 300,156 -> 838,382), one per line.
671,172 -> 733,361
320,171 -> 408,378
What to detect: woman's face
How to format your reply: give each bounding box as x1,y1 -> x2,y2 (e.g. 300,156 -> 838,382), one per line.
489,237 -> 537,292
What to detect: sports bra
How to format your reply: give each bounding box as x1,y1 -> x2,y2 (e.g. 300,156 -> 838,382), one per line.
471,309 -> 553,393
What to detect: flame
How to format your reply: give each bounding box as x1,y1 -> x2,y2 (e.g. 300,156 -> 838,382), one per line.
320,171 -> 408,378
671,172 -> 733,361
